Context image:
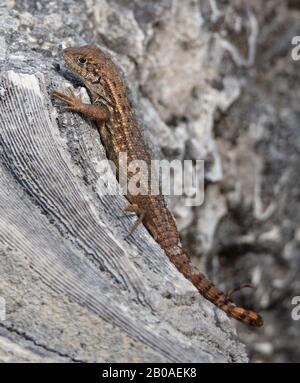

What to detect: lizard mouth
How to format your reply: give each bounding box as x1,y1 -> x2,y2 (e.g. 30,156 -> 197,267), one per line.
62,48 -> 78,73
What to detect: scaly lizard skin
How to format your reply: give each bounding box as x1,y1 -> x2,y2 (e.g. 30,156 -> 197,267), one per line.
52,45 -> 263,327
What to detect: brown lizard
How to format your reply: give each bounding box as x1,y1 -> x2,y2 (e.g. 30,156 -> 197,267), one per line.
52,45 -> 263,327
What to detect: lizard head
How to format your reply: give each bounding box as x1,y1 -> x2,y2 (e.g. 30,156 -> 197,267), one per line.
62,45 -> 125,105
62,45 -> 111,86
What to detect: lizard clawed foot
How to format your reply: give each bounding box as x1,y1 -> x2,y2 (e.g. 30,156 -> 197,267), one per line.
123,204 -> 146,238
224,283 -> 253,301
52,88 -> 84,113
124,215 -> 145,239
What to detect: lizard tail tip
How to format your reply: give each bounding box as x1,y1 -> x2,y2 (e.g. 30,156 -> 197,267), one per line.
249,312 -> 264,327
228,306 -> 264,327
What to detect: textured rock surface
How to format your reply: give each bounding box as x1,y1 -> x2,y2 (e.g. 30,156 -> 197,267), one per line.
0,0 -> 248,363
0,0 -> 298,362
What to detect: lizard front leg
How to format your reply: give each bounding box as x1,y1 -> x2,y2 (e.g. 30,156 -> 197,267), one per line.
52,88 -> 110,121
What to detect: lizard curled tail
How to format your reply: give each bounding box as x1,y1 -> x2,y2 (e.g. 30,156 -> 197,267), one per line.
165,246 -> 263,327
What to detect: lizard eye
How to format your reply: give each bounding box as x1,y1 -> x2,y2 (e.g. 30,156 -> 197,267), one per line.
77,57 -> 87,65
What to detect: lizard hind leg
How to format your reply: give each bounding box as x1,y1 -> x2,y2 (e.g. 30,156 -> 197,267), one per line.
123,204 -> 146,238
224,283 -> 253,301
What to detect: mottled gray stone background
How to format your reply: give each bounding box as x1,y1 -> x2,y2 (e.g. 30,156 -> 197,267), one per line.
0,0 -> 299,362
